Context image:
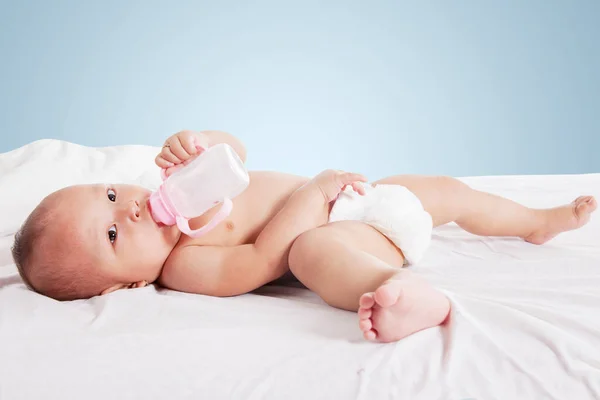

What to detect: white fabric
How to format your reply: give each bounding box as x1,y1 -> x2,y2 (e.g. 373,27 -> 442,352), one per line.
329,184 -> 433,264
0,139 -> 162,237
1,140 -> 600,400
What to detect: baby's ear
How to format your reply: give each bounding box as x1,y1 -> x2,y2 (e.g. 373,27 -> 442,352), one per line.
100,281 -> 149,295
100,283 -> 129,295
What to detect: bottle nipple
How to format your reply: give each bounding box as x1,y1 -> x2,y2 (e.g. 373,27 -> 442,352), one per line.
148,187 -> 176,226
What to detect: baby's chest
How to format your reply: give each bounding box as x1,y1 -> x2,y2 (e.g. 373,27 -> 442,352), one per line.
180,205 -> 284,249
179,172 -> 306,247
183,214 -> 253,247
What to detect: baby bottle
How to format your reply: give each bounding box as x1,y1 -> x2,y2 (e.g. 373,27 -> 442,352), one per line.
148,143 -> 249,237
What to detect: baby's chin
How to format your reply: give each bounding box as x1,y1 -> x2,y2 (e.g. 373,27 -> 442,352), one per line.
161,223 -> 183,247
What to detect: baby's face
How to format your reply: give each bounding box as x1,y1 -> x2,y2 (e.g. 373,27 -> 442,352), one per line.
52,183 -> 181,293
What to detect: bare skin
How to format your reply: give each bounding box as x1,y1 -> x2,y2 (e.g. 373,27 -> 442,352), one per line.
158,133 -> 596,342
288,176 -> 597,342
35,130 -> 597,343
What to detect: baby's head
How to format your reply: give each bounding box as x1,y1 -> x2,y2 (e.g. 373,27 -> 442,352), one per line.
11,184 -> 181,300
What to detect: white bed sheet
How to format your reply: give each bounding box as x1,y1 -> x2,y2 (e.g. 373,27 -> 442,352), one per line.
1,140 -> 599,400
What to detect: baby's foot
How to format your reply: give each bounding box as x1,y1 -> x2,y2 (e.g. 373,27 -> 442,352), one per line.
358,271 -> 450,343
525,196 -> 597,245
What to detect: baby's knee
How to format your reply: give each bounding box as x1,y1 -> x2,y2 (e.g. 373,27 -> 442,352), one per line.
288,228 -> 319,270
288,227 -> 331,275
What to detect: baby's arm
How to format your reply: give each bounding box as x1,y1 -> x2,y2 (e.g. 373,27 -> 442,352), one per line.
159,170 -> 367,297
200,130 -> 247,162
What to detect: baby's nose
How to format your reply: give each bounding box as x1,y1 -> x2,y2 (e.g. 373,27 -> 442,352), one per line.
127,200 -> 140,221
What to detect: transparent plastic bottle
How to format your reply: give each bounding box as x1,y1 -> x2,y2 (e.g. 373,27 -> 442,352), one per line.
148,143 -> 249,237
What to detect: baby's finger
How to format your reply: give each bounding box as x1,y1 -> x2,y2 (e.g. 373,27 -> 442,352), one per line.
352,182 -> 367,195
179,131 -> 199,155
155,154 -> 174,169
160,145 -> 181,165
164,163 -> 186,177
341,172 -> 368,184
182,153 -> 200,166
169,136 -> 191,161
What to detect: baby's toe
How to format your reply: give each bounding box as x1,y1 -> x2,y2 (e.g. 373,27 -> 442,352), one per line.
359,318 -> 373,332
374,280 -> 404,308
363,329 -> 377,341
574,196 -> 596,210
359,293 -> 375,308
358,307 -> 372,320
576,198 -> 596,216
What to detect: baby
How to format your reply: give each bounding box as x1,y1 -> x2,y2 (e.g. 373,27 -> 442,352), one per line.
12,130 -> 597,343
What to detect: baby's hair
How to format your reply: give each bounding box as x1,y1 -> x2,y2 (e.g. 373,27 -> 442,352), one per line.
12,203 -> 52,292
12,199 -> 109,301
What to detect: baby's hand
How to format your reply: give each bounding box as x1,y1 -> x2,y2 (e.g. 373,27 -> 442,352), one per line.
155,130 -> 210,177
311,169 -> 368,203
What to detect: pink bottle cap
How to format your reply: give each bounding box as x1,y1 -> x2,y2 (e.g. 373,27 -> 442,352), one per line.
149,186 -> 177,226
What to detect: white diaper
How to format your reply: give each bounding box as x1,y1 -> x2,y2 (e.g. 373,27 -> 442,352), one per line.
328,184 -> 433,265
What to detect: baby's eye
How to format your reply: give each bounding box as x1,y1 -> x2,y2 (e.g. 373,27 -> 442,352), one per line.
107,188 -> 116,202
108,225 -> 117,244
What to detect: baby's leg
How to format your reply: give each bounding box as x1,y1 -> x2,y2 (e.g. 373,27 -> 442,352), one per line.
288,222 -> 450,343
373,175 -> 596,243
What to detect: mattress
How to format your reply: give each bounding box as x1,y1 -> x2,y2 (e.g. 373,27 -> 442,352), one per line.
1,140 -> 599,400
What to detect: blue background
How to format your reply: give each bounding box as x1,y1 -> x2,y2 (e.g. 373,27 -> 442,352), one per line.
1,0 -> 598,177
